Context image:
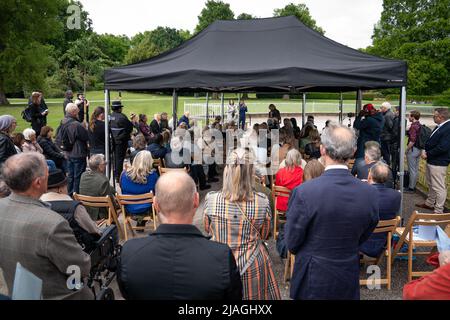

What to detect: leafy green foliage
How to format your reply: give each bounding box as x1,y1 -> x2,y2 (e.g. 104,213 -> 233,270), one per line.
273,3 -> 324,35
124,27 -> 185,65
195,0 -> 235,34
366,0 -> 450,95
237,13 -> 255,20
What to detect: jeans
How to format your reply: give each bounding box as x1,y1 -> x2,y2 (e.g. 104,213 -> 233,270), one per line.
68,157 -> 87,195
406,147 -> 421,189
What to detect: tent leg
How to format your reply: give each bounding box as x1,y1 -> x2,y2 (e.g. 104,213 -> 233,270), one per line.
104,89 -> 110,180
355,89 -> 362,114
399,86 -> 407,223
205,92 -> 210,126
221,93 -> 225,125
339,92 -> 343,124
172,89 -> 178,130
302,93 -> 306,127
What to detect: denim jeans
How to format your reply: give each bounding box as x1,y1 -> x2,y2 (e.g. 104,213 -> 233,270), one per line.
67,157 -> 87,195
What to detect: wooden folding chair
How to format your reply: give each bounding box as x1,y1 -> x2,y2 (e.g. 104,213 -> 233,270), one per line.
347,159 -> 355,170
158,166 -> 187,175
73,193 -> 125,241
359,216 -> 401,290
116,192 -> 157,241
272,185 -> 291,240
152,158 -> 162,169
284,252 -> 296,283
392,211 -> 450,282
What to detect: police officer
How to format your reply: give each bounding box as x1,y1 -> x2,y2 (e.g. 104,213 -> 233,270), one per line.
109,100 -> 133,181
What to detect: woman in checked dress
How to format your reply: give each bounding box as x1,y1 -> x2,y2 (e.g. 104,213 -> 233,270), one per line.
204,148 -> 281,300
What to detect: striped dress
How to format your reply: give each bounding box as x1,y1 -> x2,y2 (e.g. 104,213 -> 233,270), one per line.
204,191 -> 281,300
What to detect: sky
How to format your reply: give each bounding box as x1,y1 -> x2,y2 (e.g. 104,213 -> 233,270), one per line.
79,0 -> 383,49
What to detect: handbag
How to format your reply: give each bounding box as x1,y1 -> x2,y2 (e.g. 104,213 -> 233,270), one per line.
234,201 -> 270,275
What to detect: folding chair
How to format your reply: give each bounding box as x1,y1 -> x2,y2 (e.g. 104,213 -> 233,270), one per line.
272,185 -> 291,240
284,252 -> 296,283
116,192 -> 157,241
347,159 -> 355,171
392,211 -> 450,282
73,193 -> 125,241
158,166 -> 187,175
359,216 -> 401,290
152,158 -> 162,169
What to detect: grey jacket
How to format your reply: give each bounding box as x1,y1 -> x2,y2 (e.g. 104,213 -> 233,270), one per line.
380,109 -> 395,142
61,116 -> 89,159
0,193 -> 93,300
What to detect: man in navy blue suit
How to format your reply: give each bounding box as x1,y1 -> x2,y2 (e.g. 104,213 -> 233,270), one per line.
359,162 -> 401,258
417,108 -> 450,214
285,123 -> 379,300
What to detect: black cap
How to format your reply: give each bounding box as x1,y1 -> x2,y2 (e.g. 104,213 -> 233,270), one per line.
111,100 -> 124,110
47,169 -> 67,189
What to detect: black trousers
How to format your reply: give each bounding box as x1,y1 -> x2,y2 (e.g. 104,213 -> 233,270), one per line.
114,142 -> 128,180
380,140 -> 391,165
190,164 -> 207,187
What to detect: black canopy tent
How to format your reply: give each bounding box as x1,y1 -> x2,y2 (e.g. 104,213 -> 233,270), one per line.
104,16 -> 408,212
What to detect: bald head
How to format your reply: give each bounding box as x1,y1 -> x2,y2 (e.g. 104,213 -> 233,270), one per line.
154,171 -> 199,222
369,161 -> 390,184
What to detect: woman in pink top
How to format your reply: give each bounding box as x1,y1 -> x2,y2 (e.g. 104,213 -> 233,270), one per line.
275,149 -> 304,211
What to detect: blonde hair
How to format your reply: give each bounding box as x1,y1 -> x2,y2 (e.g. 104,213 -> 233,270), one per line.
126,150 -> 154,184
303,159 -> 325,181
23,128 -> 36,141
222,148 -> 255,202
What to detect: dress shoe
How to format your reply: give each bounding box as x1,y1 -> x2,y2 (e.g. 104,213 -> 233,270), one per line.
199,184 -> 212,190
415,203 -> 434,210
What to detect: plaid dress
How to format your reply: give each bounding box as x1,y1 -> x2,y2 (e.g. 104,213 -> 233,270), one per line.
204,191 -> 281,300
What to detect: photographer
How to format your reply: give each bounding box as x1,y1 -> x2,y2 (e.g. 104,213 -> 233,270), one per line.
353,103 -> 385,169
75,93 -> 90,125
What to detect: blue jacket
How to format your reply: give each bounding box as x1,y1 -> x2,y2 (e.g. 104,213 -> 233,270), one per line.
354,113 -> 385,159
425,121 -> 450,167
359,184 -> 400,258
285,169 -> 379,300
177,115 -> 190,128
120,171 -> 159,214
147,143 -> 168,160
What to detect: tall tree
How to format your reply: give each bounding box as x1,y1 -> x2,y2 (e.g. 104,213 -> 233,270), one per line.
195,0 -> 234,34
125,27 -> 185,65
237,13 -> 255,20
97,34 -> 131,64
366,0 -> 450,95
273,3 -> 325,35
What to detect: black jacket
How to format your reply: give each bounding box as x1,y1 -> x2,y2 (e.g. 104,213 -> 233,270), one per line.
353,112 -> 385,159
117,224 -> 242,300
0,132 -> 17,165
425,121 -> 450,167
149,119 -> 161,135
37,136 -> 65,166
88,120 -> 105,155
110,112 -> 133,145
380,109 -> 395,142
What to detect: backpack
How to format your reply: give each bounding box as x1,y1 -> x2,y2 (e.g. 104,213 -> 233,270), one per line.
55,119 -> 75,152
21,107 -> 32,123
415,124 -> 432,149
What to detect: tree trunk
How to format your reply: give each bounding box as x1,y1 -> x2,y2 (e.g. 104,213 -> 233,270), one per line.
0,88 -> 9,105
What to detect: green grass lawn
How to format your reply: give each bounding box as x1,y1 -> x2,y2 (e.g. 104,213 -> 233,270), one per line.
0,91 -> 436,132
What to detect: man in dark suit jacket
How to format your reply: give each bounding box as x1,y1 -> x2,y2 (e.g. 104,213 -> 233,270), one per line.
417,108 -> 450,214
286,123 -> 379,300
118,171 -> 242,300
359,162 -> 401,258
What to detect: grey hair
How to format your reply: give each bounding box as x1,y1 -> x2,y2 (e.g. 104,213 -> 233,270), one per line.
320,122 -> 356,162
65,103 -> 79,115
285,149 -> 303,169
23,128 -> 36,141
155,171 -> 197,215
435,107 -> 449,120
89,154 -> 105,172
1,153 -> 47,192
369,161 -> 390,184
364,141 -> 381,162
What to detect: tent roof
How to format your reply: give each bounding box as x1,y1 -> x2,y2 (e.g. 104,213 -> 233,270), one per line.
104,16 -> 407,92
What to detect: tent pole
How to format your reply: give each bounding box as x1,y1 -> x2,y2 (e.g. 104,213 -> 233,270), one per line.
205,92 -> 210,126
104,89 -> 110,179
221,93 -> 225,125
172,89 -> 178,130
339,92 -> 343,124
356,89 -> 362,114
302,93 -> 306,127
399,86 -> 407,222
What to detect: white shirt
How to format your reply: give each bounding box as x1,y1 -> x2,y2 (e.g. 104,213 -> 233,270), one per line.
325,164 -> 348,171
430,119 -> 450,137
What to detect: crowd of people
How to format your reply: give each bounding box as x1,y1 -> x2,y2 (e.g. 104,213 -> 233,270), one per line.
0,93 -> 449,301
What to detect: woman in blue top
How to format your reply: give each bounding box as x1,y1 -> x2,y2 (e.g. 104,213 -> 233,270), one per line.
120,150 -> 159,220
